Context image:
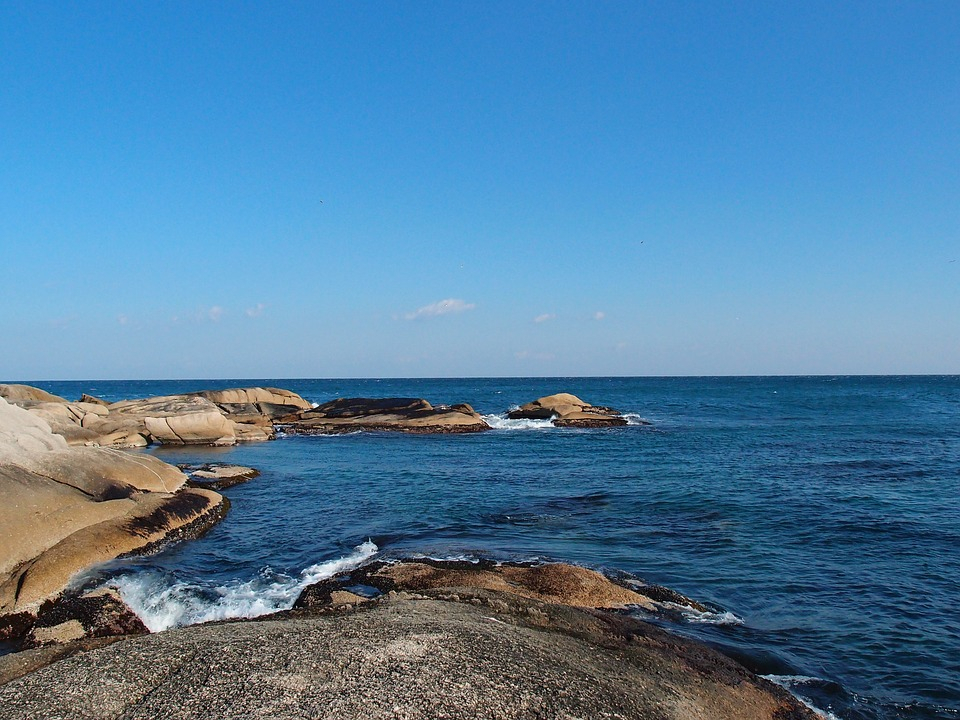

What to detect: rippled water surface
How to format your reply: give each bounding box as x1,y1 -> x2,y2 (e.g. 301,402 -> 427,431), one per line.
33,376 -> 960,719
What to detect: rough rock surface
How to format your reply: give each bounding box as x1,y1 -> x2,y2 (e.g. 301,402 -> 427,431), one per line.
508,392 -> 629,427
0,592 -> 816,720
0,397 -> 226,632
287,397 -> 490,434
22,587 -> 148,649
297,560 -> 666,612
1,384 -> 313,448
183,464 -> 260,490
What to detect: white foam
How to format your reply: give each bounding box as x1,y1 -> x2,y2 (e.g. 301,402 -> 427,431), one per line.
111,541 -> 378,632
761,675 -> 841,720
663,602 -> 744,626
622,413 -> 649,426
481,414 -> 555,430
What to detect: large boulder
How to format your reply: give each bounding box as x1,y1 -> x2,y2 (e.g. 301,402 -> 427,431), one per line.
0,592 -> 817,720
507,393 -> 628,427
0,384 -> 66,404
0,397 -> 225,633
288,398 -> 490,434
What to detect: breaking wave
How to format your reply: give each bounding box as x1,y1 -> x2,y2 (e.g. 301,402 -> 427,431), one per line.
110,541 -> 378,632
481,413 -> 555,430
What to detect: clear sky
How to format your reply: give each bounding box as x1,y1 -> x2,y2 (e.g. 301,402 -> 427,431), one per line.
2,1 -> 958,379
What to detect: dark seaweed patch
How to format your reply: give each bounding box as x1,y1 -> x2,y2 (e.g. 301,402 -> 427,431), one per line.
124,491 -> 212,539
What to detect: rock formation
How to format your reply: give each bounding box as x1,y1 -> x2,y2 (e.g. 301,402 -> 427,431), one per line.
0,384 -> 313,448
0,584 -> 816,720
0,397 -> 226,638
286,397 -> 490,434
508,392 -> 629,427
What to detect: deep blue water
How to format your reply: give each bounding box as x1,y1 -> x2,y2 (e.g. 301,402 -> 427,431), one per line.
25,376 -> 960,720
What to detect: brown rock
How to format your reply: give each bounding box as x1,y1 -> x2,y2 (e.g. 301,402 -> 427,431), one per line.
508,392 -> 628,427
288,397 -> 490,434
0,397 -> 225,632
185,464 -> 260,490
0,384 -> 66,403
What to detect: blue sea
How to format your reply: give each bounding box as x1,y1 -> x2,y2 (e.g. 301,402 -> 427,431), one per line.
23,376 -> 960,720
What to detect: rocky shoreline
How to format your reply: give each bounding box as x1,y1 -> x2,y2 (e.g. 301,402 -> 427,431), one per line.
0,382 -> 817,719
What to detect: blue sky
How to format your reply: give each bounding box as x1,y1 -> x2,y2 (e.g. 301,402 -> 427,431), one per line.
2,1 -> 958,379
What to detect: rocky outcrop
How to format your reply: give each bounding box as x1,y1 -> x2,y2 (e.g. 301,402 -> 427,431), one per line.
286,398 -> 490,434
183,464 -> 260,491
0,590 -> 817,719
294,559 -> 710,615
21,587 -> 148,649
508,392 -> 629,427
0,384 -> 66,403
0,397 -> 226,636
1,384 -> 313,448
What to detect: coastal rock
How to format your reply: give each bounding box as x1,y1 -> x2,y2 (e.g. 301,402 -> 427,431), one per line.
287,397 -> 490,434
193,387 -> 313,413
22,587 -> 148,649
0,397 -> 226,631
338,560 -> 656,610
184,464 -> 260,490
0,593 -> 817,720
1,384 -> 310,447
508,392 -> 628,427
0,384 -> 66,403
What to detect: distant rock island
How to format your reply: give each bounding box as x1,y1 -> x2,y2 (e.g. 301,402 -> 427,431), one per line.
508,392 -> 630,427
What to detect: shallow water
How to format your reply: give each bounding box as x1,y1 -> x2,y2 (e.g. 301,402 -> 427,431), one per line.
28,376 -> 960,719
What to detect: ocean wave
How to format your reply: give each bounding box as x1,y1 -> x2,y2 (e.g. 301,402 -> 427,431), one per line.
110,541 -> 378,632
622,413 -> 649,426
663,602 -> 745,626
481,414 -> 555,430
761,675 -> 841,720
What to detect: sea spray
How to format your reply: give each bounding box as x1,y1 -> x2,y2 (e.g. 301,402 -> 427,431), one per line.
112,541 -> 378,632
481,413 -> 555,430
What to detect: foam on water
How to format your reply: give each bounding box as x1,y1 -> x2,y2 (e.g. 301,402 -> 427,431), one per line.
622,413 -> 648,426
111,541 -> 378,632
762,675 -> 842,720
481,413 -> 555,430
664,602 -> 745,626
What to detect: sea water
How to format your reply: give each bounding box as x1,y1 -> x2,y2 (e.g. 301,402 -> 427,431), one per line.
24,376 -> 960,719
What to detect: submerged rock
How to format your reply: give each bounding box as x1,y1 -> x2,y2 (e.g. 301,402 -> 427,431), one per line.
0,590 -> 816,720
286,397 -> 490,434
508,392 -> 629,427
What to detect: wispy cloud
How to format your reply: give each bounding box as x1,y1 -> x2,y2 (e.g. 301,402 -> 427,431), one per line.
245,303 -> 266,318
594,311 -> 605,321
208,306 -> 224,322
533,313 -> 555,324
117,314 -> 130,326
404,298 -> 476,321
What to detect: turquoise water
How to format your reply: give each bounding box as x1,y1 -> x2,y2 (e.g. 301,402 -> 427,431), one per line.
27,376 -> 960,719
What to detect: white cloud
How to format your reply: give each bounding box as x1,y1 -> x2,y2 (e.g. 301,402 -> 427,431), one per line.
404,298 -> 476,320
533,313 -> 555,323
594,311 -> 605,321
117,314 -> 130,326
245,303 -> 266,318
208,306 -> 224,322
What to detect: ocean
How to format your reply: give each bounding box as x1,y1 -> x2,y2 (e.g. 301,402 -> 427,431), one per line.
21,376 -> 960,720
